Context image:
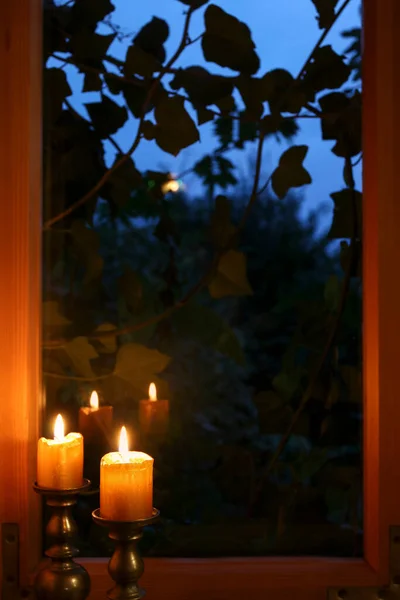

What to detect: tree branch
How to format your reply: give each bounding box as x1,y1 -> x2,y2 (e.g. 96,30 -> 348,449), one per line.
43,7 -> 196,230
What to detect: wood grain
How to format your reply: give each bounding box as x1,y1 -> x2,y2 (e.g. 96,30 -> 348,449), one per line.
0,0 -> 42,588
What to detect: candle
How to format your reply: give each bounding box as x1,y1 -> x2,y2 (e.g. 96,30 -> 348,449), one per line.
100,426 -> 153,521
78,390 -> 113,445
37,414 -> 83,489
139,383 -> 169,437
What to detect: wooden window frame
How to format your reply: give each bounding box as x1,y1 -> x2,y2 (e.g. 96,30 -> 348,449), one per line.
1,0 -> 399,598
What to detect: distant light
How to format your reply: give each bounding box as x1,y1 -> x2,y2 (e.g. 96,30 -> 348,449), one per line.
161,179 -> 181,195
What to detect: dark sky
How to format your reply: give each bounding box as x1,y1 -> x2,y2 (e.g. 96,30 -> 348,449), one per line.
65,0 -> 362,234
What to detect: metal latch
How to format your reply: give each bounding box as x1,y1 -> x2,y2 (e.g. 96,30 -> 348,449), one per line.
328,526 -> 400,600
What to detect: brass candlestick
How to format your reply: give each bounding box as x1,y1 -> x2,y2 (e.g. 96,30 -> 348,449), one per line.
92,508 -> 160,600
33,479 -> 91,600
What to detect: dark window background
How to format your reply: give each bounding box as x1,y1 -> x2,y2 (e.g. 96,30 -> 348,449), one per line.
42,0 -> 363,557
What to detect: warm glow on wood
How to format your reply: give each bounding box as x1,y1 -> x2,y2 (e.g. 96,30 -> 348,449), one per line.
90,390 -> 99,409
149,382 -> 157,402
54,414 -> 64,441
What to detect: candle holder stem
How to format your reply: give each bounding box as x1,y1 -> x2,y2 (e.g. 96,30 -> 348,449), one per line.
33,480 -> 91,600
92,508 -> 159,600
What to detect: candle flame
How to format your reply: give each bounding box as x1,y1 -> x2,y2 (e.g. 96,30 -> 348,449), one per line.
54,414 -> 64,441
89,390 -> 99,409
118,426 -> 129,459
149,382 -> 157,402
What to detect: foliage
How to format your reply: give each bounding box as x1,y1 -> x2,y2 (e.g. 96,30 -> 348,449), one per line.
43,0 -> 363,557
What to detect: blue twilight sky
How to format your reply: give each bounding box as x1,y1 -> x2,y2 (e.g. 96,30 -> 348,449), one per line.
65,0 -> 362,233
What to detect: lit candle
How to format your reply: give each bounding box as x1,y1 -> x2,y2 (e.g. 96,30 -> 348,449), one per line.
78,390 -> 113,445
139,383 -> 169,437
37,414 -> 83,489
100,426 -> 153,521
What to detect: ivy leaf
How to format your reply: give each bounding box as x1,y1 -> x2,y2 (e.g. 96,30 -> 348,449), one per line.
209,250 -> 253,298
92,323 -> 117,353
124,45 -> 161,79
328,189 -> 362,239
106,157 -> 142,208
173,303 -> 245,365
133,17 -> 169,64
154,96 -> 200,155
202,5 -> 260,75
236,76 -> 264,120
114,343 -> 171,394
44,69 -> 72,122
262,114 -> 299,141
271,145 -> 312,199
197,106 -> 215,125
319,92 -> 362,157
122,83 -> 149,118
170,67 -> 234,108
177,0 -> 209,7
43,301 -> 72,328
261,69 -> 306,114
69,0 -> 115,33
86,96 -> 128,138
69,32 -> 116,64
302,46 -> 351,96
310,0 -> 339,29
64,336 -> 99,379
83,72 -> 103,92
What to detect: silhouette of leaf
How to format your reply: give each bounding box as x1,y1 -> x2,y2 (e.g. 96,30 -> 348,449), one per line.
271,145 -> 312,199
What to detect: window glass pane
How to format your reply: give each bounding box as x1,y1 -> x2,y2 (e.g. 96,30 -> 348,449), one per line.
42,0 -> 363,557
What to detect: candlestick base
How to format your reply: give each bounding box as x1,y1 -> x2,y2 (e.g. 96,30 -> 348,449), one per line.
33,479 -> 91,600
92,507 -> 160,600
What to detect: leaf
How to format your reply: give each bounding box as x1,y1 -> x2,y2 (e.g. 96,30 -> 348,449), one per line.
271,145 -> 312,199
69,0 -> 115,33
106,157 -> 142,208
43,301 -> 72,328
302,46 -> 351,96
209,250 -> 253,298
69,32 -> 116,63
124,44 -> 161,79
170,67 -> 234,108
83,72 -> 103,92
122,83 -> 149,118
92,323 -> 117,353
328,189 -> 362,239
177,0 -> 209,7
236,76 -> 264,120
133,17 -> 169,63
44,69 -> 72,122
114,343 -> 171,394
154,96 -> 200,155
310,0 -> 339,29
197,106 -> 215,125
319,92 -> 362,157
64,336 -> 99,379
324,275 -> 341,312
173,303 -> 245,365
202,5 -> 260,75
86,96 -> 128,138
260,69 -> 306,114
